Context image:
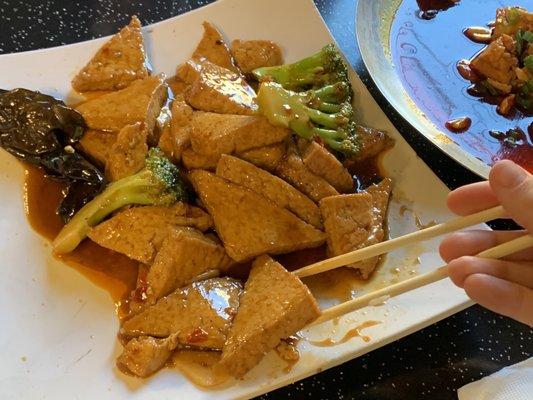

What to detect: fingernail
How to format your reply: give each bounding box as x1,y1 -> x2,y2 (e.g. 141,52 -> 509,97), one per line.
492,161 -> 528,189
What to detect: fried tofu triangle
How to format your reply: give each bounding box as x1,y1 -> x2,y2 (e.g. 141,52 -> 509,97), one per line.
189,170 -> 326,262
76,74 -> 167,134
192,21 -> 239,73
72,16 -> 149,92
217,256 -> 321,378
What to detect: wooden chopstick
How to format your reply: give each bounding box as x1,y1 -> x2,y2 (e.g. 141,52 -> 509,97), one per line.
294,205 -> 506,278
310,234 -> 533,326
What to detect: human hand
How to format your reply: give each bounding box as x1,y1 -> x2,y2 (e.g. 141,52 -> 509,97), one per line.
440,160 -> 533,327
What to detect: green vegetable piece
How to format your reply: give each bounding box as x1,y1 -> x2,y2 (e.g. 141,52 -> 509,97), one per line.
252,44 -> 351,93
257,82 -> 359,156
524,55 -> 533,73
53,148 -> 187,254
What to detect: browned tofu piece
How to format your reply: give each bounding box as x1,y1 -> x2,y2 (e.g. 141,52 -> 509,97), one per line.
189,170 -> 326,262
352,178 -> 392,278
276,152 -> 339,202
158,98 -> 193,162
238,141 -> 286,172
216,155 -> 322,229
117,334 -> 179,378
182,148 -> 220,171
320,192 -> 373,259
189,112 -> 289,156
182,59 -> 257,115
182,142 -> 287,172
301,141 -> 354,193
105,122 -> 148,181
142,227 -> 235,305
88,203 -> 213,264
231,39 -> 283,73
166,75 -> 189,98
319,178 -> 392,278
470,35 -> 518,91
76,74 -> 168,133
217,256 -> 320,378
77,129 -> 117,167
72,16 -> 149,92
192,22 -> 239,72
120,277 -> 242,350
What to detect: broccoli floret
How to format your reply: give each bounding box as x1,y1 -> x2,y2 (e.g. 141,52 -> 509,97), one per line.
257,82 -> 359,156
53,148 -> 187,254
253,44 -> 350,91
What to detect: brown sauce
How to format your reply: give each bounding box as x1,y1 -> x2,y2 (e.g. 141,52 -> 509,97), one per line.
24,165 -> 138,309
391,0 -> 533,172
309,320 -> 381,347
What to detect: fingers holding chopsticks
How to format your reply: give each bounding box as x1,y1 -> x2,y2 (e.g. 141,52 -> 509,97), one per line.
461,274 -> 533,327
440,230 -> 533,262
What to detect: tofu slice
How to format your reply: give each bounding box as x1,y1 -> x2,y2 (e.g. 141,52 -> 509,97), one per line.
192,22 -> 239,72
276,152 -> 339,202
142,227 -> 235,305
189,170 -> 326,262
238,141 -> 286,172
72,16 -> 149,92
182,142 -> 287,172
158,98 -> 193,162
301,141 -> 354,193
319,178 -> 392,278
231,39 -> 284,73
120,277 -> 242,350
352,178 -> 392,278
216,155 -> 322,229
181,59 -> 257,115
76,74 -> 168,134
217,256 -> 321,378
117,334 -> 179,378
77,129 -> 117,167
182,148 -> 220,171
320,192 -> 373,259
106,122 -> 148,181
347,125 -> 393,164
88,203 -> 213,264
189,112 -> 289,156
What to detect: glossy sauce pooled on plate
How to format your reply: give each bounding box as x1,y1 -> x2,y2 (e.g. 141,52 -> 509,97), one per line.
391,0 -> 532,172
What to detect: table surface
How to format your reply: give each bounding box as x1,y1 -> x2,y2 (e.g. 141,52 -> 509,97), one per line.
0,0 -> 531,399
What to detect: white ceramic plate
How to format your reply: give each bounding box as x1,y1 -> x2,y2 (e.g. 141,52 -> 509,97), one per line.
0,0 -> 475,398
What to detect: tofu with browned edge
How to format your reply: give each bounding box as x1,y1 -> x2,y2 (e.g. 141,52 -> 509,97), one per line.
117,334 -> 179,378
181,59 -> 257,115
231,39 -> 283,73
276,152 -> 339,202
189,170 -> 326,262
141,227 -> 235,305
106,122 -> 148,181
192,22 -> 239,72
120,277 -> 242,350
217,256 -> 320,378
320,178 -> 392,278
76,74 -> 168,134
88,203 -> 213,264
216,155 -> 322,229
352,178 -> 392,277
77,129 -> 117,167
238,141 -> 286,172
301,141 -> 353,193
189,112 -> 289,156
158,98 -> 193,162
72,16 -> 149,92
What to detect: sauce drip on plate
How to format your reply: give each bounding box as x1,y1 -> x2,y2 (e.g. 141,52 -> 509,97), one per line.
309,321 -> 381,347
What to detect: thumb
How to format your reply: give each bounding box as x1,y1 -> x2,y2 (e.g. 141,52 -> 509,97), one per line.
489,160 -> 533,232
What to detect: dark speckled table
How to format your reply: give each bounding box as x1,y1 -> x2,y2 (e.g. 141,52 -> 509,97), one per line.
0,0 -> 531,398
